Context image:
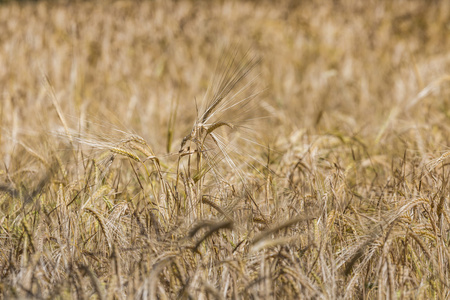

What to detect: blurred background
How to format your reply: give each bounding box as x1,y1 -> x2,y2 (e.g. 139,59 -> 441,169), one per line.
2,0 -> 449,159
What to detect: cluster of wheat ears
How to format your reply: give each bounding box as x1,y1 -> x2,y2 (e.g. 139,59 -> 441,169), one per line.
1,0 -> 450,299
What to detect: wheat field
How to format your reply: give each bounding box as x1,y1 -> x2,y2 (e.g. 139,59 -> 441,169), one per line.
1,0 -> 450,299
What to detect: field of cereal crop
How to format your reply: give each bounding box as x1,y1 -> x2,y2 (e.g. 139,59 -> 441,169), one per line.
1,1 -> 450,298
